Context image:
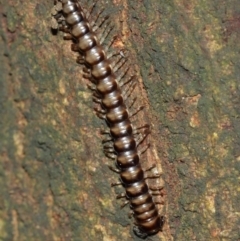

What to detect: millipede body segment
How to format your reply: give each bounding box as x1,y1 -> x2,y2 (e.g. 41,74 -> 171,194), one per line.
52,0 -> 164,238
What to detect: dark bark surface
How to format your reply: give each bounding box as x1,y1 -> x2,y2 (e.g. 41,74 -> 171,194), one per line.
0,0 -> 240,241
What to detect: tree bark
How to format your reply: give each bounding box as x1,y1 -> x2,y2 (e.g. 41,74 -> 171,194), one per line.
1,0 -> 240,241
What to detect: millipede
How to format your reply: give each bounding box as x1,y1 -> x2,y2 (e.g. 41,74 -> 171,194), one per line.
51,0 -> 165,238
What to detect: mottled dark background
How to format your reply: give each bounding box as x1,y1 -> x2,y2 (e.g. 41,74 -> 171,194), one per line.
0,0 -> 240,240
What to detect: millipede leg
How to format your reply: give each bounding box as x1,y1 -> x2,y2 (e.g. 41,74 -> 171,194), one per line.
135,134 -> 143,146
102,135 -> 112,142
127,97 -> 137,110
61,32 -> 73,40
144,172 -> 161,179
138,143 -> 150,156
107,49 -> 122,60
111,180 -> 122,186
105,153 -> 116,159
76,56 -> 85,64
87,0 -> 99,18
83,66 -> 90,73
103,142 -> 113,148
94,107 -> 106,114
108,165 -> 121,173
112,56 -> 128,72
60,24 -> 72,34
92,89 -> 101,97
133,124 -> 150,135
100,127 -> 110,135
111,55 -> 123,71
119,74 -> 135,88
129,105 -> 144,119
96,16 -> 110,30
99,23 -> 114,45
122,81 -> 137,100
120,200 -> 129,208
71,43 -> 79,52
104,147 -> 115,153
92,96 -> 101,104
116,193 -> 126,198
104,34 -> 118,52
117,66 -> 130,82
135,129 -> 150,146
90,7 -> 105,29
144,164 -> 156,172
128,210 -> 134,218
84,67 -> 94,82
95,112 -> 106,119
87,83 -> 96,91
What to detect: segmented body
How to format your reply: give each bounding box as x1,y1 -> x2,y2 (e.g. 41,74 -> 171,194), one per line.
54,0 -> 164,237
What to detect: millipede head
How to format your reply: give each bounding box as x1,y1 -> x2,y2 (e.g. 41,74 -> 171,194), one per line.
133,215 -> 165,239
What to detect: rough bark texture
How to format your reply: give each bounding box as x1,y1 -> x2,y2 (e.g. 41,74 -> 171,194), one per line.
1,0 -> 240,241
